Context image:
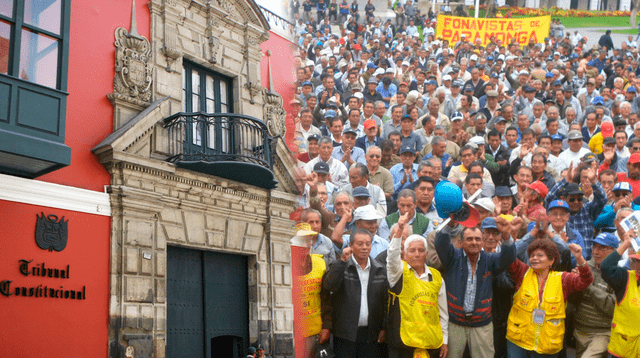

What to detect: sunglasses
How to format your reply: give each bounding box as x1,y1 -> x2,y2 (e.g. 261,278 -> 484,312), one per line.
632,146 -> 640,151
368,154 -> 381,158
568,197 -> 583,203
614,191 -> 629,197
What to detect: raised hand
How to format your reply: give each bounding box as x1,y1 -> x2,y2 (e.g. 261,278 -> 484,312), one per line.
341,246 -> 353,262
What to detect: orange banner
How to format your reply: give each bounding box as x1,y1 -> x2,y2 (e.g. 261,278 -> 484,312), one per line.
435,15 -> 551,47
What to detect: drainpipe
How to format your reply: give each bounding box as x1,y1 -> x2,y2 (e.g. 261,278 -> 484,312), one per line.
265,189 -> 276,356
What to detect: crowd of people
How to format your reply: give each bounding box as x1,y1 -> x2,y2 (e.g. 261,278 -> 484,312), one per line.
287,1 -> 640,358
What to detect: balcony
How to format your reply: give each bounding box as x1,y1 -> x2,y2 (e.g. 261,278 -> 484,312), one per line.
0,75 -> 71,178
163,112 -> 277,189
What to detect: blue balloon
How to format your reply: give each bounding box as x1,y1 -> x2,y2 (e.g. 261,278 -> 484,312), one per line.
434,181 -> 463,219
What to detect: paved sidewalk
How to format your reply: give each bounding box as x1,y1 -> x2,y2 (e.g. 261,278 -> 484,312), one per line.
568,26 -> 638,52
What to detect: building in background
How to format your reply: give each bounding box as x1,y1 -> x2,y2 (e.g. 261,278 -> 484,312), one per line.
0,0 -> 299,357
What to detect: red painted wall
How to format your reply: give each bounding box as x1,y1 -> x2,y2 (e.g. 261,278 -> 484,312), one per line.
37,0 -> 151,192
0,201 -> 111,357
260,32 -> 298,151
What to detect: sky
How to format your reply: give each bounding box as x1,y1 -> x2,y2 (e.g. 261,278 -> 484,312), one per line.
254,0 -> 289,19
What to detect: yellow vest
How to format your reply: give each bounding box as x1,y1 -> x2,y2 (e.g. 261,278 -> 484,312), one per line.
507,269 -> 566,354
397,261 -> 443,349
298,254 -> 326,337
608,270 -> 640,358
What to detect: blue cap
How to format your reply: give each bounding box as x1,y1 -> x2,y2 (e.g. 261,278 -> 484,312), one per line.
427,79 -> 438,85
302,80 -> 313,87
400,145 -> 415,155
592,232 -> 619,249
553,80 -> 562,86
324,109 -> 337,118
551,134 -> 563,141
524,85 -> 536,93
481,217 -> 498,230
571,53 -> 579,58
547,200 -> 570,212
592,96 -> 604,105
366,63 -> 378,69
487,56 -> 494,61
613,182 -> 633,192
627,86 -> 637,93
494,186 -> 512,197
490,73 -> 499,78
587,60 -> 596,66
352,186 -> 371,198
545,72 -> 554,78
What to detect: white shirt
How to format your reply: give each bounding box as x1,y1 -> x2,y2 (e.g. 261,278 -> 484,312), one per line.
303,156 -> 350,189
386,236 -> 449,343
352,255 -> 371,326
558,147 -> 591,172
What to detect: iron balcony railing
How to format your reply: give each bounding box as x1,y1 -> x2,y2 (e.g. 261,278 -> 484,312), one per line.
163,112 -> 273,170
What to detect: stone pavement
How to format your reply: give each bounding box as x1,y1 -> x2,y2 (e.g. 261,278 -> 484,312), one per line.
568,26 -> 638,51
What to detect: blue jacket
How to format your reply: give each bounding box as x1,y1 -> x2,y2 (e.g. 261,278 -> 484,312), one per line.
355,135 -> 381,152
434,227 -> 516,327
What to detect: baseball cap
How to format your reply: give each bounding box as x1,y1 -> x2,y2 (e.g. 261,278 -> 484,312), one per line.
523,181 -> 549,199
602,136 -> 616,145
495,186 -> 513,197
567,130 -> 583,140
352,186 -> 371,198
629,152 -> 640,164
386,67 -> 395,74
374,68 -> 385,76
324,109 -> 337,118
480,217 -> 498,230
353,204 -> 383,221
601,121 -> 614,137
563,183 -> 584,196
547,199 -> 571,212
475,198 -> 496,213
553,80 -> 562,86
364,119 -> 376,129
313,161 -> 330,174
469,136 -> 485,145
442,74 -> 452,81
627,86 -> 637,93
524,85 -> 536,93
307,133 -> 321,143
464,84 -> 474,92
592,96 -> 605,105
401,114 -> 414,122
343,128 -> 357,136
452,81 -> 462,88
551,134 -> 563,142
612,182 -> 632,192
451,111 -> 463,121
486,90 -> 498,98
519,69 -> 530,76
582,152 -> 598,163
302,80 -> 313,87
490,72 -> 499,79
366,63 -> 378,69
400,145 -> 416,155
545,72 -> 554,78
592,232 -> 619,249
470,54 -> 478,61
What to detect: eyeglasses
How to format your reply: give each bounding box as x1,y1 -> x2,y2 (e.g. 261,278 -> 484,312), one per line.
368,154 -> 381,158
614,191 -> 629,197
568,197 -> 584,203
632,146 -> 640,151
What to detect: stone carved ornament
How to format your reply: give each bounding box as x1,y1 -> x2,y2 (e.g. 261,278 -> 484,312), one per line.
113,27 -> 153,103
263,89 -> 286,138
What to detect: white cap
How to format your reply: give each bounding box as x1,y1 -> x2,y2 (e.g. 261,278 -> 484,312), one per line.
442,74 -> 452,81
469,136 -> 485,145
353,205 -> 383,221
306,59 -> 315,67
386,67 -> 395,74
354,92 -> 364,99
519,69 -> 529,75
470,54 -> 478,61
402,61 -> 410,66
374,68 -> 385,76
474,198 -> 495,213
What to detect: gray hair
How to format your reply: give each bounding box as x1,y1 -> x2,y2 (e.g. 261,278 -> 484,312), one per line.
389,222 -> 412,240
334,190 -> 354,202
616,207 -> 634,221
301,208 -> 322,222
432,135 -> 446,146
417,160 -> 433,172
404,234 -> 428,252
620,101 -> 631,110
319,136 -> 333,146
397,188 -> 417,202
366,145 -> 381,154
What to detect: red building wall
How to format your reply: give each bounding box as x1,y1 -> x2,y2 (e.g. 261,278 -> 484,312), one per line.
260,32 -> 298,151
0,202 -> 111,357
37,0 -> 151,192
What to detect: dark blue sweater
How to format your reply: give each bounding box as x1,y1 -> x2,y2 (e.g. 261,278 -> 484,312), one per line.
434,228 -> 516,327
